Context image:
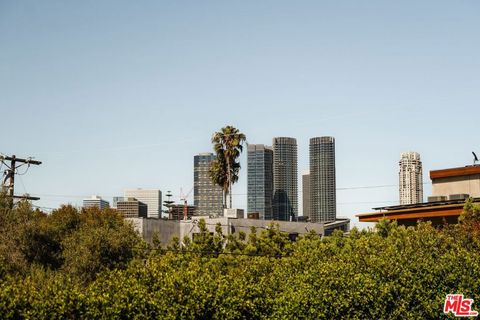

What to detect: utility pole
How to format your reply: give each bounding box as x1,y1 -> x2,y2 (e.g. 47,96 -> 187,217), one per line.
1,154 -> 42,208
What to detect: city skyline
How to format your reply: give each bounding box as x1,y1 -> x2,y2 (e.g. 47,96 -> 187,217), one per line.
1,1 -> 479,228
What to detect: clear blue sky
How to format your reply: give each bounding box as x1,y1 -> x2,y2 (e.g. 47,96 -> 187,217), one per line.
1,1 -> 479,228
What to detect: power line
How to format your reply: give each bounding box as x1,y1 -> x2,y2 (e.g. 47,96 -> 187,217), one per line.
29,182 -> 431,200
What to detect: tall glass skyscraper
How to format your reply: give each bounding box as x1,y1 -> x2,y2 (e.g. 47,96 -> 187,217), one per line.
247,144 -> 274,220
194,153 -> 224,217
273,137 -> 298,221
310,136 -> 336,223
399,151 -> 423,205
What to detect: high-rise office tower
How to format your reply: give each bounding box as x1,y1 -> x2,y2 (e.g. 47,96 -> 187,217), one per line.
247,144 -> 274,220
83,195 -> 110,210
273,137 -> 298,221
124,189 -> 162,218
302,172 -> 311,218
194,153 -> 224,217
399,151 -> 423,205
310,137 -> 336,223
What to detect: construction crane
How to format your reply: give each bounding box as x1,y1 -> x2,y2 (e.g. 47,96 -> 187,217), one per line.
179,187 -> 194,221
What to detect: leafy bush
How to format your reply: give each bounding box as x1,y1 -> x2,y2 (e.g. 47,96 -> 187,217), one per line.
1,197 -> 480,319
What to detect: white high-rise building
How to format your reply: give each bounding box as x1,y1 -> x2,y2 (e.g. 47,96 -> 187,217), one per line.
83,195 -> 110,210
399,152 -> 423,205
124,189 -> 162,218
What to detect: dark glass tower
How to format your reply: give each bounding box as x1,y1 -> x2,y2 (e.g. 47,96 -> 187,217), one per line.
194,153 -> 224,217
309,137 -> 336,223
273,137 -> 298,221
247,144 -> 274,220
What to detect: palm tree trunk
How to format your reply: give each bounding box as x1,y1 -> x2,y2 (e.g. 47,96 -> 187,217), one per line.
227,161 -> 232,209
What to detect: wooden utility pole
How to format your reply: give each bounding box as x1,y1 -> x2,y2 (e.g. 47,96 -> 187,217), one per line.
1,154 -> 42,207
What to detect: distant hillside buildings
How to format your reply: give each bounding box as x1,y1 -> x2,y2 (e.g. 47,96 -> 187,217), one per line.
399,151 -> 423,205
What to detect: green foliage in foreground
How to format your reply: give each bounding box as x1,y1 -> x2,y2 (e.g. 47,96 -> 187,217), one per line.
1,198 -> 480,319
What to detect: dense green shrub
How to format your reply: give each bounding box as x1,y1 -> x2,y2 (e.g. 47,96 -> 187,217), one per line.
1,198 -> 480,319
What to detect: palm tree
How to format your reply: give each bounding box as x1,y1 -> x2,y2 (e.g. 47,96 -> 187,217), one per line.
209,126 -> 246,209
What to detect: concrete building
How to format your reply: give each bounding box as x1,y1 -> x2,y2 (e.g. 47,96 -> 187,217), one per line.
124,189 -> 162,219
194,153 -> 224,217
273,137 -> 298,221
310,137 -> 336,223
247,144 -> 274,220
430,165 -> 480,199
127,216 -> 350,247
83,195 -> 110,210
399,152 -> 423,205
117,198 -> 147,218
302,172 -> 310,218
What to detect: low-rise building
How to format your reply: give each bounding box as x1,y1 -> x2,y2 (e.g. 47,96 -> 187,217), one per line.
168,204 -> 197,220
357,164 -> 480,226
117,198 -> 148,218
126,216 -> 350,246
83,195 -> 110,210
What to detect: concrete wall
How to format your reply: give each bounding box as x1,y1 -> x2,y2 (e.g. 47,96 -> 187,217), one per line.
128,217 -> 350,247
432,174 -> 480,198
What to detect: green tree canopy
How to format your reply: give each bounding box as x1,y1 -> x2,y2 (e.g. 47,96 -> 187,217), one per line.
209,125 -> 246,209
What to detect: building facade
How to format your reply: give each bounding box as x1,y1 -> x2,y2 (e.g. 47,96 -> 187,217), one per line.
247,144 -> 274,220
168,204 -> 197,220
399,152 -> 423,205
273,137 -> 298,221
117,198 -> 148,218
430,165 -> 480,199
302,173 -> 311,218
194,153 -> 224,217
124,189 -> 162,218
310,137 -> 336,223
112,196 -> 124,208
83,195 -> 110,210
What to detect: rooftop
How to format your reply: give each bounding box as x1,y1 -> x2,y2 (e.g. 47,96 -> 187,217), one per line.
430,165 -> 480,180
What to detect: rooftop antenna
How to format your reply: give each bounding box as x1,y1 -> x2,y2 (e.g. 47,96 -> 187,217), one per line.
473,151 -> 479,165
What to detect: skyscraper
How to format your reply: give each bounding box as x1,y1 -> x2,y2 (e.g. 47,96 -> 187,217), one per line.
247,144 -> 274,220
124,189 -> 162,218
194,153 -> 224,217
399,151 -> 423,205
273,137 -> 298,221
302,172 -> 310,218
310,136 -> 336,223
